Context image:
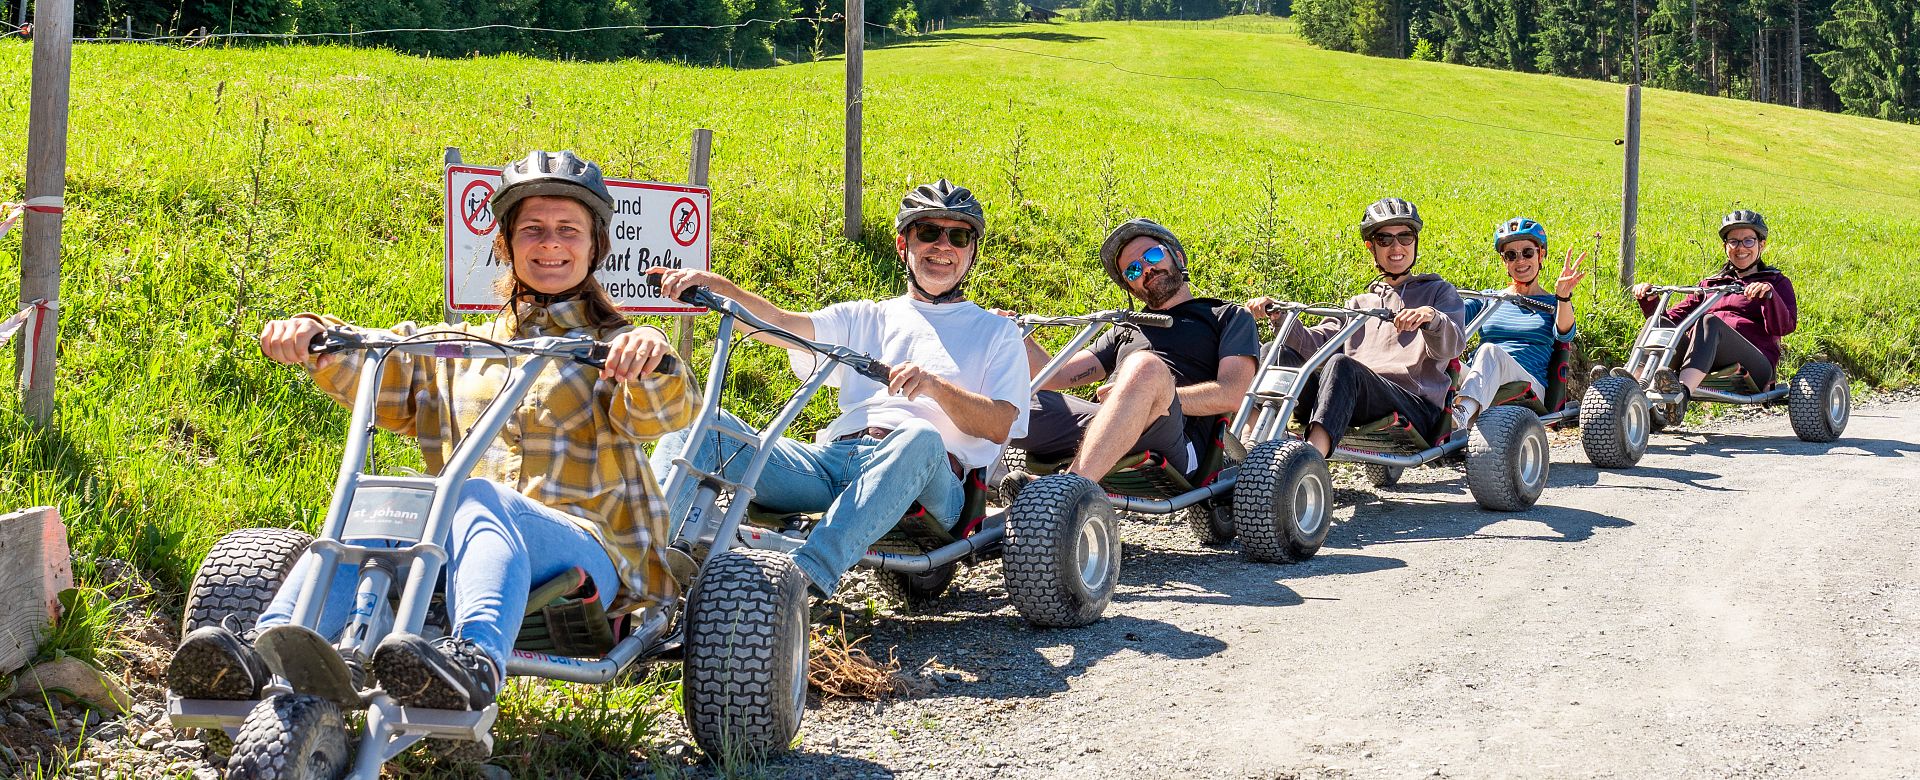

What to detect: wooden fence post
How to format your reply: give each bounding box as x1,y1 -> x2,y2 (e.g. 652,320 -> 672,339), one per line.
843,0 -> 864,241
19,0 -> 74,427
675,129 -> 714,362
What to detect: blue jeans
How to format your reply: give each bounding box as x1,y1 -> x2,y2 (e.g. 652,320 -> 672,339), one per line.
257,478 -> 619,679
649,411 -> 964,594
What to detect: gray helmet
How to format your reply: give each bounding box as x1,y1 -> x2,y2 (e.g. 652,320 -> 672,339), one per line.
1719,209 -> 1768,241
1359,197 -> 1423,239
1099,218 -> 1186,289
491,150 -> 614,225
895,179 -> 986,235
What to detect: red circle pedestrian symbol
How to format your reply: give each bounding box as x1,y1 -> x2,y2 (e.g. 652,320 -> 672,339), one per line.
670,197 -> 702,247
461,180 -> 497,236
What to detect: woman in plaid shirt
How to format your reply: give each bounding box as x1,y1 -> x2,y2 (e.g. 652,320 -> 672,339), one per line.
167,152 -> 695,744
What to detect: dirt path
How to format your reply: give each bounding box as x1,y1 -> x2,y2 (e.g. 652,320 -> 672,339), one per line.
784,401 -> 1920,779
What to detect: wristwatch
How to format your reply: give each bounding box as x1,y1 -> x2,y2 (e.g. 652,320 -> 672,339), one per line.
1554,294 -> 1573,302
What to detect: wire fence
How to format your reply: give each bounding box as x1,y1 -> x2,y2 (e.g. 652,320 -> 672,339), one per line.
9,12 -> 1913,204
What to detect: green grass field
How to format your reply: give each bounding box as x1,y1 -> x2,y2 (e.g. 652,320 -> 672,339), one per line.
0,15 -> 1916,772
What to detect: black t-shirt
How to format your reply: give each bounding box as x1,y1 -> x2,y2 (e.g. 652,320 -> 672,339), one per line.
1090,297 -> 1262,389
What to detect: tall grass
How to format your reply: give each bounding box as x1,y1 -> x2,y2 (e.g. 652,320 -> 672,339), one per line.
0,15 -> 1912,667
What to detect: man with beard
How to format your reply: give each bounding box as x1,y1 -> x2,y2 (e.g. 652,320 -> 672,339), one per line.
1005,218 -> 1260,484
1246,197 -> 1465,456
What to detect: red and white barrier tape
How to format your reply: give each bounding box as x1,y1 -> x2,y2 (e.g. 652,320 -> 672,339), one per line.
0,196 -> 64,241
0,299 -> 58,387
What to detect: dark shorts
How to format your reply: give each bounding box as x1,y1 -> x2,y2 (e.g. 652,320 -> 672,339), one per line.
1009,390 -> 1197,475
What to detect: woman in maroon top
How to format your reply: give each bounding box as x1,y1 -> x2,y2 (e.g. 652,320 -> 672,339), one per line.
1631,210 -> 1798,400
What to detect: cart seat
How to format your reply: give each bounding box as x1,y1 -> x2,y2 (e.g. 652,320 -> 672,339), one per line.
1700,364 -> 1765,394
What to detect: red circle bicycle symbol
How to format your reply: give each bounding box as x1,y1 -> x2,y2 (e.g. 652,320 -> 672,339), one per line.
670,197 -> 702,247
461,180 -> 497,236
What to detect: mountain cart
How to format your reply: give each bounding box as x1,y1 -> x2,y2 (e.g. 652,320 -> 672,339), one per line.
1229,298 -> 1553,563
1580,283 -> 1849,468
166,327 -> 788,779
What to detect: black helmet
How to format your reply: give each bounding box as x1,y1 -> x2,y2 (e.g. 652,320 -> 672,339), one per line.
1099,218 -> 1186,289
1359,197 -> 1423,239
895,179 -> 986,235
491,150 -> 614,225
1719,209 -> 1768,240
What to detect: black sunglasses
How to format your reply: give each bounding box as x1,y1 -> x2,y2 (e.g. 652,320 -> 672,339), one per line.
1371,231 -> 1417,247
1502,247 -> 1538,262
910,223 -> 975,248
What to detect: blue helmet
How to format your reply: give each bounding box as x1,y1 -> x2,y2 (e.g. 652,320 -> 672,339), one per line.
1495,217 -> 1547,250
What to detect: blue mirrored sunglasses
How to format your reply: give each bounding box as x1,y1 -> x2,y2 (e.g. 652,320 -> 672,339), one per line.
1124,245 -> 1169,282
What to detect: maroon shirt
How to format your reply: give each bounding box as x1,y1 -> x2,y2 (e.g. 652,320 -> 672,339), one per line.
1639,267 -> 1797,366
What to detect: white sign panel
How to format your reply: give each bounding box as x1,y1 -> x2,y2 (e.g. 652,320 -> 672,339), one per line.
444,164 -> 710,314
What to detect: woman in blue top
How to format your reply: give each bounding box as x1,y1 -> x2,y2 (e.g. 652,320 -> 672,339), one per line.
1452,217 -> 1586,429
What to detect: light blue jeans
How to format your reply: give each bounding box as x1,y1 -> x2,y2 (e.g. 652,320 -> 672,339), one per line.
649,411 -> 964,595
257,478 -> 619,679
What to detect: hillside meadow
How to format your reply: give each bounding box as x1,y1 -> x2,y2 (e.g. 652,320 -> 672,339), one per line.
0,16 -> 1915,770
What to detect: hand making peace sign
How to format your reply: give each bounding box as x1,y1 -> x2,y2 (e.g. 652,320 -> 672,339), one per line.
1553,247 -> 1589,300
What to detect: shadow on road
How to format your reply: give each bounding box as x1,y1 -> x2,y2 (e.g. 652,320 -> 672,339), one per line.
859,611 -> 1227,701
1327,490 -> 1633,547
1115,549 -> 1406,607
1646,430 -> 1920,460
1549,461 -> 1736,491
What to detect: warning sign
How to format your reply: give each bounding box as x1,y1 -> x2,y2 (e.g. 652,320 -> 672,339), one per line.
444,164 -> 710,315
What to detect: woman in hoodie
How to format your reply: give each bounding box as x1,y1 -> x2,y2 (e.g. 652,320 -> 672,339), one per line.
166,151 -> 695,755
1247,197 -> 1464,456
1631,210 -> 1796,401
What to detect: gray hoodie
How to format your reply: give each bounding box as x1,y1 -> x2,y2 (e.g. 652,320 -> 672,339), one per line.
1281,274 -> 1465,409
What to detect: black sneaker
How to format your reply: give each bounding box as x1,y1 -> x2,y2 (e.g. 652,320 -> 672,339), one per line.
372,633 -> 499,711
167,624 -> 270,700
998,469 -> 1036,504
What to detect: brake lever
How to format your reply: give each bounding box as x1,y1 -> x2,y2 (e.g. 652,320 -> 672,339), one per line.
307,328 -> 361,355
853,358 -> 893,384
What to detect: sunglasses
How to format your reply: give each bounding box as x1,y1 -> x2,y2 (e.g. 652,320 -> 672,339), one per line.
1501,247 -> 1538,262
1124,245 -> 1171,282
1371,232 -> 1417,247
910,223 -> 975,248
1724,237 -> 1760,249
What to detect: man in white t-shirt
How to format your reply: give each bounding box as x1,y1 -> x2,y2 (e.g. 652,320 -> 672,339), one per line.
650,180 -> 1029,597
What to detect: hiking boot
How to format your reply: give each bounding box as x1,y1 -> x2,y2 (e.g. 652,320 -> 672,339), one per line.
372,633 -> 499,711
374,634 -> 502,764
1587,364 -> 1610,385
167,624 -> 270,700
1652,368 -> 1690,403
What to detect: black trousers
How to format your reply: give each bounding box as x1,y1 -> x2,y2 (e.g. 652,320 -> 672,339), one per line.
1666,315 -> 1775,389
1010,390 -> 1196,475
1282,349 -> 1446,448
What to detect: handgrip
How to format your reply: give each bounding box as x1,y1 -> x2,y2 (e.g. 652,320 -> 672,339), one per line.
676,285 -> 723,309
1508,296 -> 1557,314
854,359 -> 892,384
307,329 -> 358,355
1126,312 -> 1175,328
578,344 -> 679,375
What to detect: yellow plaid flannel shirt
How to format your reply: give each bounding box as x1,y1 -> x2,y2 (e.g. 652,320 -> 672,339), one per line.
301,299 -> 696,613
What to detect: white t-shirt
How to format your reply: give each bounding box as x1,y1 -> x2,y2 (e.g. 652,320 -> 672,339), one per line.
788,296 -> 1030,470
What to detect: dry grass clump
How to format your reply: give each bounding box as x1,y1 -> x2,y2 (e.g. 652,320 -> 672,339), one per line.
806,619 -> 925,700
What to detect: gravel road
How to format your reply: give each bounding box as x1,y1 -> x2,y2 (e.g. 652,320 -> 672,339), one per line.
779,399 -> 1920,779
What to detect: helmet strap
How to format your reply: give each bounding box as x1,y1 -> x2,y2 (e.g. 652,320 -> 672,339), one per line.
900,250 -> 972,304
